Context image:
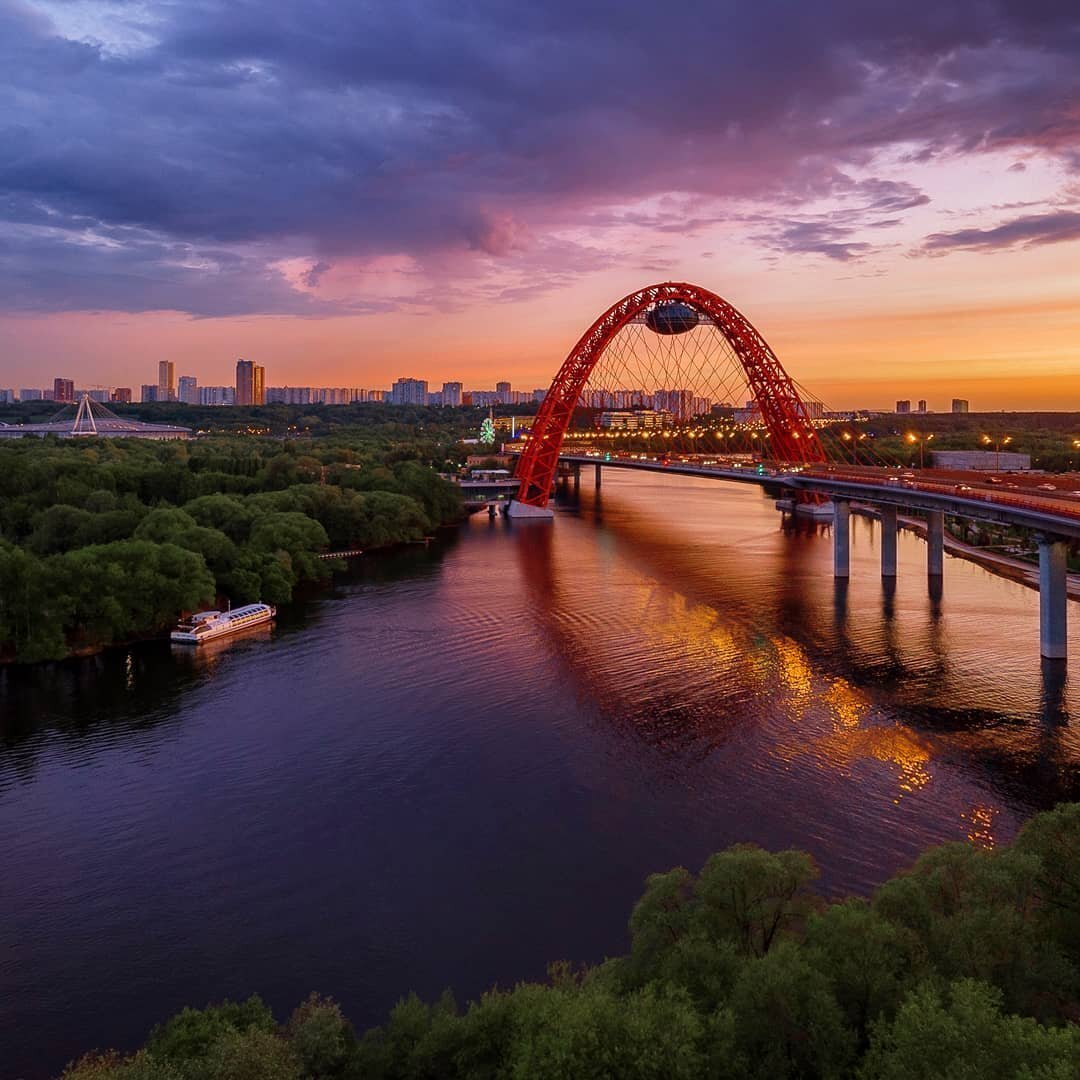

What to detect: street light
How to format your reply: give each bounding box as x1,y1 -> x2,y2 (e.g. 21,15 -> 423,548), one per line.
906,431 -> 934,469
841,430 -> 867,466
981,434 -> 1012,471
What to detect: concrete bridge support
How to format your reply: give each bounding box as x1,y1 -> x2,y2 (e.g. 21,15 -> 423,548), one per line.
927,509 -> 945,577
595,463 -> 602,490
1038,537 -> 1068,660
880,504 -> 898,578
833,499 -> 850,578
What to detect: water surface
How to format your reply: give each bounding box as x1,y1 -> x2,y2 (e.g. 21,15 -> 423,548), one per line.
3,471 -> 1079,1077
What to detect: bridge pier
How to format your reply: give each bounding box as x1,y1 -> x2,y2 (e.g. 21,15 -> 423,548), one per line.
927,509 -> 944,577
833,499 -> 850,578
880,504 -> 898,578
1038,537 -> 1068,660
595,463 -> 602,490
572,463 -> 581,492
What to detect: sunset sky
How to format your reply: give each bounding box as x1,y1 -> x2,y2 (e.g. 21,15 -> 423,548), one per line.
1,0 -> 1079,408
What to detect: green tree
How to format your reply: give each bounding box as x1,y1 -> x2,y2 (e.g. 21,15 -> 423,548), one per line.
860,979 -> 1080,1080
504,983 -> 705,1080
285,993 -> 354,1078
730,941 -> 855,1079
248,512 -> 330,583
60,1050 -> 182,1079
183,495 -> 257,543
873,842 -> 1076,1018
191,1028 -> 300,1080
146,996 -> 276,1064
695,844 -> 820,957
1013,802 -> 1080,967
27,505 -> 95,555
805,899 -> 921,1048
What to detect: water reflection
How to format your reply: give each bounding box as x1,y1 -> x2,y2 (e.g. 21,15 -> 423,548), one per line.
169,624 -> 274,672
552,475 -> 1080,810
516,493 -> 950,811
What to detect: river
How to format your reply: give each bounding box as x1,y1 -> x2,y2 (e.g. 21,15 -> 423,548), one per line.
3,470 -> 1079,1077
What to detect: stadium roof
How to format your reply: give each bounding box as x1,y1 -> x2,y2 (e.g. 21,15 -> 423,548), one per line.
0,395 -> 192,440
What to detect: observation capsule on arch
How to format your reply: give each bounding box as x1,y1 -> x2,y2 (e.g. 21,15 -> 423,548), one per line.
645,301 -> 700,335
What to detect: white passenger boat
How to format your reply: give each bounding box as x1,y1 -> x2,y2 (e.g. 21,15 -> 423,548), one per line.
170,603 -> 276,644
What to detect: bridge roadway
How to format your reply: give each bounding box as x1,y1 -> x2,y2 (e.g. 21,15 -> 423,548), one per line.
545,453 -> 1080,660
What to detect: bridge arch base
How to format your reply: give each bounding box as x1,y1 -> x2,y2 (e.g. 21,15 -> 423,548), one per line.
507,499 -> 555,520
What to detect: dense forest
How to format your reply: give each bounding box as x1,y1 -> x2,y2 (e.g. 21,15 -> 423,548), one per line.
56,802 -> 1080,1078
0,420 -> 465,663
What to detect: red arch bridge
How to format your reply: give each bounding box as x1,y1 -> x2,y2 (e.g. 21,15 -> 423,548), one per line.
506,282 -> 1080,661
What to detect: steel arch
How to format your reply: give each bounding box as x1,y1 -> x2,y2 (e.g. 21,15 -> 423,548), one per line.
513,282 -> 826,507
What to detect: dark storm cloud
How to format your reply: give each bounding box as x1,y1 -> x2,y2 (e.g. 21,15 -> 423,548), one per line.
921,210 -> 1080,252
1,0 -> 1079,314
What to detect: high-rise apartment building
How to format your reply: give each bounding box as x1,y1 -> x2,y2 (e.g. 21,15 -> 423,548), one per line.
52,377 -> 75,403
178,375 -> 199,404
895,399 -> 911,413
390,377 -> 428,406
111,388 -> 133,403
20,388 -> 44,401
441,382 -> 463,407
951,398 -> 970,413
158,360 -> 176,402
235,359 -> 266,405
199,386 -> 236,406
235,359 -> 254,405
917,399 -> 927,413
654,389 -> 696,422
496,380 -> 512,405
140,384 -> 159,402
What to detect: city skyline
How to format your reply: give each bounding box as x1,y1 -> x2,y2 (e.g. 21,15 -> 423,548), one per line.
1,3 -> 1079,408
5,361 -> 986,415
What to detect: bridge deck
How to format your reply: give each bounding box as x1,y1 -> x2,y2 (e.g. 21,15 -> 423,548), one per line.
547,453 -> 1080,541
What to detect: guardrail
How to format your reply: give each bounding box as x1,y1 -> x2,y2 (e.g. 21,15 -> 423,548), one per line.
803,471 -> 1080,526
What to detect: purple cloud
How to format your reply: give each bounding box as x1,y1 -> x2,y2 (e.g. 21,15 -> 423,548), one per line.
300,260 -> 333,288
921,210 -> 1080,252
0,0 -> 1077,314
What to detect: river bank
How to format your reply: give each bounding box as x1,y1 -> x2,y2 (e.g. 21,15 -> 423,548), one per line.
0,530 -> 457,668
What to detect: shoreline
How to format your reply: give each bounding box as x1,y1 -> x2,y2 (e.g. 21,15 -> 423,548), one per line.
0,525 -> 461,668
